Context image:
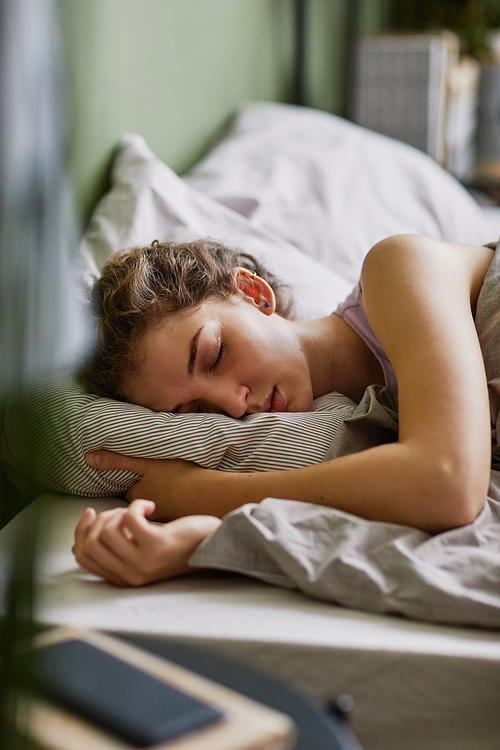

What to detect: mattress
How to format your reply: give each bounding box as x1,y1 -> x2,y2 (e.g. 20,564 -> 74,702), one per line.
2,493 -> 500,750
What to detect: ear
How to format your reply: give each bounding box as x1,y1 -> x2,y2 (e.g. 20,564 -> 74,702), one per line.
230,267 -> 276,315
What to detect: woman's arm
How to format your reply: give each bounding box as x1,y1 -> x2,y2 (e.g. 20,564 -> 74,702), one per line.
86,236 -> 493,533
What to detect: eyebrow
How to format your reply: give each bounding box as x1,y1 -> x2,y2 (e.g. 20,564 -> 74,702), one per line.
188,326 -> 203,376
172,326 -> 203,414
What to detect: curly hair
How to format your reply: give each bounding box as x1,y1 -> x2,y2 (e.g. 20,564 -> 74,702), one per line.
79,239 -> 293,400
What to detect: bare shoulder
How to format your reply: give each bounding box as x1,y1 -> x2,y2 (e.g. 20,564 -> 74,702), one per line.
358,233 -> 494,381
361,234 -> 494,310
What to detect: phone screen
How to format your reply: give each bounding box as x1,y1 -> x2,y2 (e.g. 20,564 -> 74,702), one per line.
30,639 -> 223,746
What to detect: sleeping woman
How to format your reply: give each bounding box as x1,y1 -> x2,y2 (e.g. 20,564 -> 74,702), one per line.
73,235 -> 495,586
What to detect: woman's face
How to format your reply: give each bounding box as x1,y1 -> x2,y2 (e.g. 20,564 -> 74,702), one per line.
121,286 -> 314,417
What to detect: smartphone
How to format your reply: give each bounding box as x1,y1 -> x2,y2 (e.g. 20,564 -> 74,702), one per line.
29,638 -> 223,746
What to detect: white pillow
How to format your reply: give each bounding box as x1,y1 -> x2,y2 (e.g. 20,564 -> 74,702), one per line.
4,373 -> 355,497
186,101 -> 496,285
76,132 -> 351,321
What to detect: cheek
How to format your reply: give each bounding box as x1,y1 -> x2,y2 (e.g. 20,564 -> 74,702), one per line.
240,340 -> 275,372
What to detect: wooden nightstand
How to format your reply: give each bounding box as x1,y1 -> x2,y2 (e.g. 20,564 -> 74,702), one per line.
17,628 -> 296,750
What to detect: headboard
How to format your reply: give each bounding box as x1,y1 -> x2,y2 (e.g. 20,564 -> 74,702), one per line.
56,0 -> 386,225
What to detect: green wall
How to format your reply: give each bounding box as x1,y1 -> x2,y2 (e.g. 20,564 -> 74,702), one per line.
57,0 -> 387,225
308,0 -> 391,113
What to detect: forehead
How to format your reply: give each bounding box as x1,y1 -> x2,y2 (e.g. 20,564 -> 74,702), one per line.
137,302 -> 210,372
144,296 -> 234,348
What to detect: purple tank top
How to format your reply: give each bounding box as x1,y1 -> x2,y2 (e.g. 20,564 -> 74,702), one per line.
334,283 -> 398,393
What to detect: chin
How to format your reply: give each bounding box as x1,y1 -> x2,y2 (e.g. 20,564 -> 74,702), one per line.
289,395 -> 314,413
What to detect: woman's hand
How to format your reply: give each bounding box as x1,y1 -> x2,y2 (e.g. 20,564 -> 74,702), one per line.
85,451 -> 215,520
72,498 -> 222,587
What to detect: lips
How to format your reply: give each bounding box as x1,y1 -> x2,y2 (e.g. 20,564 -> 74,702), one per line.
270,387 -> 286,412
261,387 -> 286,413
261,390 -> 274,412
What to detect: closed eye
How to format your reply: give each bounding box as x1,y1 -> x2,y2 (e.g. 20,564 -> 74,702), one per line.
210,340 -> 226,372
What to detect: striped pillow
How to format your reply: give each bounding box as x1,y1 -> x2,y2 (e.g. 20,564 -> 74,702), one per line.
4,372 -> 356,498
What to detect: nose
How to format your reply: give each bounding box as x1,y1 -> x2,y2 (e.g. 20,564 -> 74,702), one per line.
201,379 -> 249,418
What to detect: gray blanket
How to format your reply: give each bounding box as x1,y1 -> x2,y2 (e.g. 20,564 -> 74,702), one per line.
191,242 -> 500,628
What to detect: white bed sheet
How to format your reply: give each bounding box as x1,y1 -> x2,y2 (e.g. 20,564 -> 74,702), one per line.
3,494 -> 500,750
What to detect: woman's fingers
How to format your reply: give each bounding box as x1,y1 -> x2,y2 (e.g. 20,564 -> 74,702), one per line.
73,506 -> 101,557
73,503 -> 163,587
85,450 -> 149,475
73,507 -> 97,549
75,550 -> 128,587
120,500 -> 157,543
73,507 -> 133,586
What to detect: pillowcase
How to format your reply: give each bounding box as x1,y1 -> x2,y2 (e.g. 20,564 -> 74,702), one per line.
186,101 -> 497,286
4,372 -> 355,497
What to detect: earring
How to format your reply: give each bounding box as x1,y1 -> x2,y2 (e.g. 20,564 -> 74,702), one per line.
264,302 -> 270,307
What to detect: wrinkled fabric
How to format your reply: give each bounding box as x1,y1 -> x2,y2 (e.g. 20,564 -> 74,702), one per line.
323,385 -> 399,459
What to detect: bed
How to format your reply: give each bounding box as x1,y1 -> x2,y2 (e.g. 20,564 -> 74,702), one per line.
2,3 -> 500,750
